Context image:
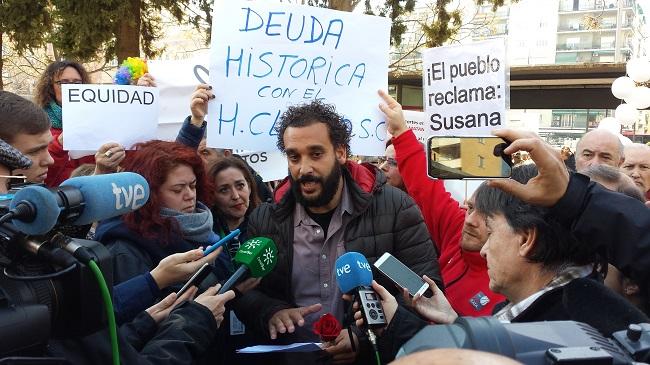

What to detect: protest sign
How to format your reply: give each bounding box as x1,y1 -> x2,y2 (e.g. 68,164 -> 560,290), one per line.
403,110 -> 428,143
61,84 -> 159,150
208,1 -> 391,155
148,58 -> 208,127
237,150 -> 288,182
148,59 -> 289,181
422,39 -> 508,136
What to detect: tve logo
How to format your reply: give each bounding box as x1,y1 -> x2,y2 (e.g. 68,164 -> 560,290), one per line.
112,183 -> 147,210
336,264 -> 352,277
356,260 -> 371,272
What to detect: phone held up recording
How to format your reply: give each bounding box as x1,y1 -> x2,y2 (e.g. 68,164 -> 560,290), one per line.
427,136 -> 513,180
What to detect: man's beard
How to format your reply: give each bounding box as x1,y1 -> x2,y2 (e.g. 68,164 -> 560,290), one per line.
290,162 -> 342,208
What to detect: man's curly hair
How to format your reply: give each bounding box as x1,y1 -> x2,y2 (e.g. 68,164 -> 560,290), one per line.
275,100 -> 352,157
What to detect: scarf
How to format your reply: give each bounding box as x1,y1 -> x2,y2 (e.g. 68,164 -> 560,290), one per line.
44,101 -> 63,129
160,202 -> 218,244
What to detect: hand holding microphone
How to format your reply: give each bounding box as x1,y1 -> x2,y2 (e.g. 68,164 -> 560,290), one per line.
334,252 -> 388,358
195,283 -> 236,329
349,280 -> 398,333
335,252 -> 388,329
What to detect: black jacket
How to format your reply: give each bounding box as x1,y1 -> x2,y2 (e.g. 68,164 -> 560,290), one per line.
232,162 -> 441,339
95,216 -> 231,286
551,174 -> 650,289
48,301 -> 219,364
94,216 -> 231,325
507,277 -> 648,336
379,277 -> 649,362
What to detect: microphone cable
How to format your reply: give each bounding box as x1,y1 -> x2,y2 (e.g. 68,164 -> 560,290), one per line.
88,259 -> 120,365
0,211 -> 13,225
367,328 -> 381,365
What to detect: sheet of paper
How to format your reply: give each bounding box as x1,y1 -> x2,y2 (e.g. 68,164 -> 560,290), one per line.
61,84 -> 159,150
237,342 -> 323,353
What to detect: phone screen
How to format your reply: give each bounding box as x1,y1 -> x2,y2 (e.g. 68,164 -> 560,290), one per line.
374,253 -> 427,296
427,136 -> 513,179
177,262 -> 211,297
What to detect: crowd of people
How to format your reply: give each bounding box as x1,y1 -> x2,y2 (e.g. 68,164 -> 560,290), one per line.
0,59 -> 649,364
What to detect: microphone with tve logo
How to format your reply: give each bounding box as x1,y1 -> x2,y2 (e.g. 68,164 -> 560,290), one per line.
335,252 -> 386,353
217,237 -> 278,295
6,172 -> 149,235
335,252 -> 387,327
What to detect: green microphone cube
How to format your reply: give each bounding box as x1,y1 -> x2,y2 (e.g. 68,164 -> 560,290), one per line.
233,237 -> 277,277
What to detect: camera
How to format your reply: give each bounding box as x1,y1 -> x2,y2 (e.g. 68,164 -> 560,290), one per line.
0,190 -> 112,358
398,316 -> 650,364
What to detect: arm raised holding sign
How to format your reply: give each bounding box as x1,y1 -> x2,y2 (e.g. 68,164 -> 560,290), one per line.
190,84 -> 214,127
94,142 -> 126,175
175,84 -> 216,150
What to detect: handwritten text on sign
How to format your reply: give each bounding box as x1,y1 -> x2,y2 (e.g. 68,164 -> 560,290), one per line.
61,84 -> 159,150
208,1 -> 391,155
422,39 -> 508,136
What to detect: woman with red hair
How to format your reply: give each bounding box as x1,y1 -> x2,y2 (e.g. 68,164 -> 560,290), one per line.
95,140 -> 230,322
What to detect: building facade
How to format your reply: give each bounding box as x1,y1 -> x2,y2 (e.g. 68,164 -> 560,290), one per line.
391,0 -> 649,147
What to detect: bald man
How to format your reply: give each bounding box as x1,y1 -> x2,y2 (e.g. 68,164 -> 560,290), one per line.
622,143 -> 650,199
575,129 -> 625,172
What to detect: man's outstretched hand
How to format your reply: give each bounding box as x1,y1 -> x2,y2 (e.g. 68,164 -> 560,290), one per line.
488,129 -> 569,207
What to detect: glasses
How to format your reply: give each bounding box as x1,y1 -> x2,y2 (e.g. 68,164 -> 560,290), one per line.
54,79 -> 83,85
378,157 -> 398,167
0,175 -> 27,192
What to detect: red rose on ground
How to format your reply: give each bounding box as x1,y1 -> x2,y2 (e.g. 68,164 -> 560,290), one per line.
312,313 -> 342,342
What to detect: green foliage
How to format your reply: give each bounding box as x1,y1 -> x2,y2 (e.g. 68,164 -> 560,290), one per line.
50,0 -> 120,61
0,0 -> 51,54
364,0 -> 416,46
421,0 -> 513,48
49,0 -> 197,62
476,0 -> 507,11
421,0 -> 462,48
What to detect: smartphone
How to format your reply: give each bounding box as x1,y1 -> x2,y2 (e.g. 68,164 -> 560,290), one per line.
427,136 -> 513,179
177,262 -> 212,297
374,253 -> 429,297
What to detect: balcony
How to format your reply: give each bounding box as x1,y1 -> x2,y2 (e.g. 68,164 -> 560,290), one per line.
558,0 -> 634,13
557,23 -> 617,32
556,42 -> 615,51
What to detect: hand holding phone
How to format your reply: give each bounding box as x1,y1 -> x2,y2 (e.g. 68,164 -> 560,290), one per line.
374,253 -> 429,298
177,262 -> 212,297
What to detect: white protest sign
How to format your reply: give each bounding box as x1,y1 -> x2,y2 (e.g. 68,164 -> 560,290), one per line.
61,84 -> 159,150
148,59 -> 290,181
403,110 -> 428,143
148,58 -> 208,141
148,58 -> 209,127
237,150 -> 288,182
422,39 -> 508,136
208,1 -> 391,155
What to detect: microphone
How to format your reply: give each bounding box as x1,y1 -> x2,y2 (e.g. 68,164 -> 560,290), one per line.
335,252 -> 373,293
7,172 -> 150,235
59,172 -> 149,225
335,252 -> 387,328
217,237 -> 277,294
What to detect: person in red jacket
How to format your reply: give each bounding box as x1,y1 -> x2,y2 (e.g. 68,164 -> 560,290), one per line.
34,60 -> 125,186
378,89 -> 505,316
